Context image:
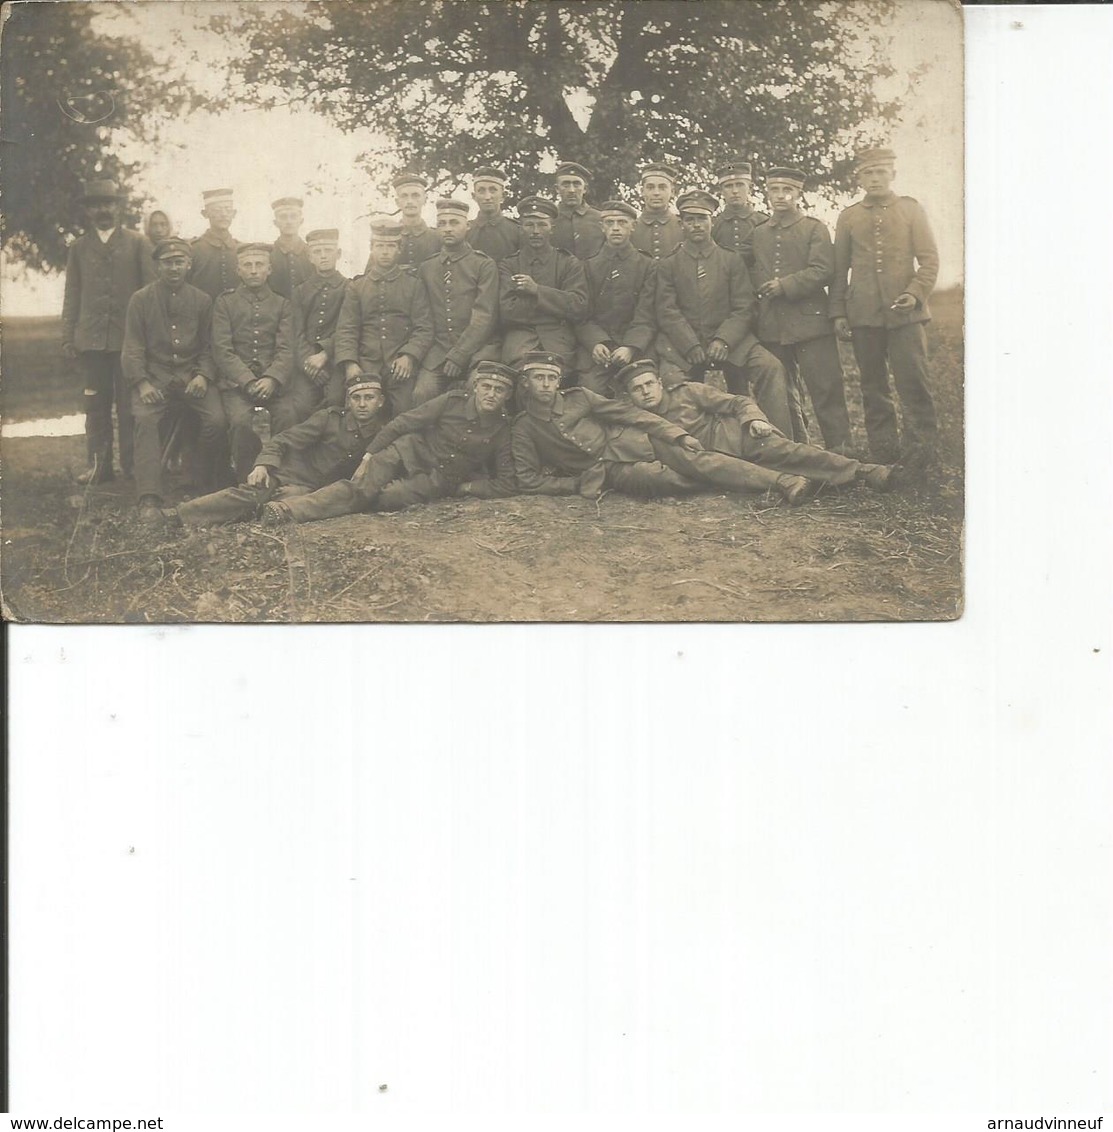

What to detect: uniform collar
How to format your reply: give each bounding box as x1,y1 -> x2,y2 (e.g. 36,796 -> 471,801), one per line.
681,240 -> 714,260
862,192 -> 898,209
201,228 -> 237,249
367,264 -> 402,282
720,203 -> 756,219
347,410 -> 386,437
472,212 -> 507,228
557,202 -> 588,218
768,208 -> 805,228
312,269 -> 344,285
525,390 -> 564,421
638,209 -> 677,226
274,235 -> 307,253
237,283 -> 275,300
602,243 -> 633,261
525,245 -> 555,266
441,243 -> 472,263
401,218 -> 428,235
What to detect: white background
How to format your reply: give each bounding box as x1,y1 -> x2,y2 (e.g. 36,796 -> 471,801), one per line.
6,5 -> 1113,1127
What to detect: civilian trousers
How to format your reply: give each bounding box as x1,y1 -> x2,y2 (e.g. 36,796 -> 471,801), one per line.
78,350 -> 133,475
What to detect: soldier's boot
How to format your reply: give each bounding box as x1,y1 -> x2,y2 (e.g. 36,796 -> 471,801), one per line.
775,474 -> 811,506
856,464 -> 896,493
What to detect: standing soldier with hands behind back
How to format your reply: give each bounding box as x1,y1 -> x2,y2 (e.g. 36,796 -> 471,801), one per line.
268,196 -> 313,300
712,160 -> 768,263
189,188 -> 240,299
631,162 -> 684,261
467,166 -> 521,261
551,162 -> 605,261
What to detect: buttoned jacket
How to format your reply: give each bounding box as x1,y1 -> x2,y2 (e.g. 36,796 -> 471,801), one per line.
268,236 -> 314,299
189,229 -> 240,299
334,265 -> 434,373
750,210 -> 836,345
576,245 -> 657,369
291,270 -> 349,370
256,405 -> 389,488
212,284 -> 295,389
121,280 -> 216,387
552,202 -> 605,260
498,246 -> 588,331
631,211 -> 683,261
467,213 -> 521,261
712,205 -> 769,262
416,243 -> 499,371
829,193 -> 938,328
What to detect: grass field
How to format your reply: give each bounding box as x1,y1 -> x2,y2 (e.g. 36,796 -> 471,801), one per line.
0,291 -> 963,623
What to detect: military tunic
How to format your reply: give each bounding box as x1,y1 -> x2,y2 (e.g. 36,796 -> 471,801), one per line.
631,210 -> 683,260
292,269 -> 349,406
188,229 -> 240,299
552,202 -> 605,260
498,246 -> 588,365
712,204 -> 768,263
467,213 -> 521,261
268,235 -> 314,300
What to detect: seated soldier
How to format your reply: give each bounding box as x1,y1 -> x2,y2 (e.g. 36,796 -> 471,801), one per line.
291,228 -> 350,409
263,360 -> 518,523
615,359 -> 894,494
510,351 -> 808,505
161,373 -> 389,526
212,242 -> 300,480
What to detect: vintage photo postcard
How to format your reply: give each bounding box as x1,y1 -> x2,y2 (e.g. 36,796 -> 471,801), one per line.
0,0 -> 963,623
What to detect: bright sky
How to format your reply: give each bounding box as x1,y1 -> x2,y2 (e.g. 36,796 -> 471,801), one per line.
1,0 -> 963,316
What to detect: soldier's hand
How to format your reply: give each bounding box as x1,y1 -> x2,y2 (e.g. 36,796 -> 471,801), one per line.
610,346 -> 635,367
305,351 -> 328,378
833,317 -> 852,341
345,362 -> 363,381
61,342 -> 78,361
246,465 -> 272,488
591,343 -> 611,366
137,379 -> 164,405
350,454 -> 372,488
758,279 -> 784,299
390,354 -> 414,381
687,346 -> 707,366
891,292 -> 918,312
185,373 -> 209,400
749,419 -> 774,438
443,358 -> 464,381
512,274 -> 539,296
677,434 -> 703,453
707,339 -> 729,363
253,376 -> 278,401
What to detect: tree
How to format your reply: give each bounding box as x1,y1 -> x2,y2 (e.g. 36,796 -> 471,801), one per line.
1,1 -> 191,272
211,0 -> 899,204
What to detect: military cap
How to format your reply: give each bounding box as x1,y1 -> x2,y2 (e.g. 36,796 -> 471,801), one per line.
554,162 -> 592,182
766,167 -> 807,190
614,359 -> 660,389
82,178 -> 121,201
271,196 -> 304,210
471,360 -> 518,387
715,161 -> 753,184
305,228 -> 340,246
855,146 -> 897,171
236,242 -> 273,257
368,215 -> 404,242
599,200 -> 638,220
151,237 -> 192,261
639,163 -> 681,184
435,197 -> 470,219
345,372 -> 384,396
472,165 -> 509,186
520,350 -> 564,376
515,196 -> 558,220
202,188 -> 234,206
676,189 -> 721,216
391,172 -> 429,190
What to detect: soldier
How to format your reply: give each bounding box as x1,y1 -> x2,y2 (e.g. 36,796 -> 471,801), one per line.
335,217 -> 434,416
617,360 -> 894,496
498,196 -> 588,367
655,189 -> 794,437
467,166 -> 521,261
510,351 -> 804,503
189,188 -> 240,299
268,196 -> 314,300
711,160 -> 768,263
264,360 -> 518,522
551,162 -> 605,260
751,167 -> 853,454
576,200 -> 657,395
164,373 -> 390,526
631,162 -> 684,260
291,228 -> 349,409
121,238 -> 229,520
830,147 -> 940,472
61,177 -> 156,483
391,172 -> 443,267
415,198 -> 499,402
211,243 -> 298,480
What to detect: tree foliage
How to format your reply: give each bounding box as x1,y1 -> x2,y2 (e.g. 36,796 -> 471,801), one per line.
213,0 -> 899,203
1,2 -> 190,272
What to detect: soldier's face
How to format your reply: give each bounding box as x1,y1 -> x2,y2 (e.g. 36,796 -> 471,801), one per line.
308,243 -> 341,273
556,176 -> 586,207
721,179 -> 751,207
348,388 -> 385,422
680,212 -> 712,243
369,240 -> 400,270
472,377 -> 512,415
156,253 -> 191,287
602,216 -> 634,246
86,198 -> 119,231
627,372 -> 664,410
147,212 -> 172,240
525,369 -> 560,403
237,252 -> 271,289
767,184 -> 802,212
273,207 -> 303,236
436,212 -> 469,248
203,202 -> 235,230
521,216 -> 552,249
641,176 -> 673,212
472,181 -> 504,214
858,163 -> 895,197
395,186 -> 426,217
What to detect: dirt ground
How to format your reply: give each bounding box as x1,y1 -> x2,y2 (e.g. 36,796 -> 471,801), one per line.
0,294 -> 963,623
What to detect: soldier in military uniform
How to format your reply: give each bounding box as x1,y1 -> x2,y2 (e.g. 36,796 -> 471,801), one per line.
467,166 -> 521,261
189,188 -> 240,299
415,198 -> 499,403
291,228 -> 349,409
498,197 -> 588,368
551,162 -> 605,260
751,167 -> 853,454
617,360 -> 893,497
165,372 -> 390,526
631,162 -> 684,261
212,243 -> 298,479
264,360 -> 518,522
655,190 -> 794,438
61,177 -> 156,483
576,200 -> 658,395
268,196 -> 314,300
510,352 -> 803,503
392,172 -> 444,267
335,217 -> 434,416
830,147 -> 940,470
121,238 -> 229,520
711,161 -> 768,265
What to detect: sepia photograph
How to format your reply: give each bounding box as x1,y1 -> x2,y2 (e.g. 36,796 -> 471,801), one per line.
0,0 -> 963,623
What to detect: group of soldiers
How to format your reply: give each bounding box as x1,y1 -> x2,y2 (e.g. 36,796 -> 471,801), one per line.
58,148 -> 941,528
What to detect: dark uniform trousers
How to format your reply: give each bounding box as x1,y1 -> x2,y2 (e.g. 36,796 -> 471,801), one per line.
605,439 -> 783,498
762,338 -> 852,454
132,382 -> 228,500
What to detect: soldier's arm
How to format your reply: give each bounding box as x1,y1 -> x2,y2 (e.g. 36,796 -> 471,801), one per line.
655,258 -> 700,356
687,381 -> 766,424
290,284 -> 315,369
714,253 -> 756,347
582,388 -> 688,444
448,257 -> 499,369
364,392 -> 448,455
60,244 -> 81,350
194,294 -> 218,382
535,255 -> 589,322
511,419 -> 579,495
264,299 -> 296,385
211,295 -> 254,386
779,220 -> 835,301
332,285 -> 361,367
828,211 -> 852,319
905,201 -> 940,305
256,407 -> 331,469
121,291 -> 149,386
497,259 -> 529,325
398,275 -> 434,364
462,429 -> 518,498
624,259 -> 658,352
